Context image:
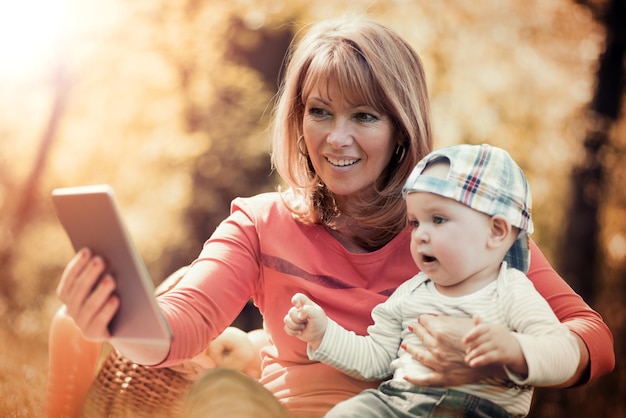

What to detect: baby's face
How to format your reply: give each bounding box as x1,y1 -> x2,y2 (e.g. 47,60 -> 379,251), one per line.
406,189 -> 494,286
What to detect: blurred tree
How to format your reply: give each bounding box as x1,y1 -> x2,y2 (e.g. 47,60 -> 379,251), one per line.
560,0 -> 626,301
532,0 -> 625,417
0,66 -> 70,312
558,0 -> 625,301
148,6 -> 295,330
157,13 -> 294,276
0,0 -> 601,324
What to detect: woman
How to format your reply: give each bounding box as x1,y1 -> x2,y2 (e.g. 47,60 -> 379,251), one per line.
57,17 -> 614,417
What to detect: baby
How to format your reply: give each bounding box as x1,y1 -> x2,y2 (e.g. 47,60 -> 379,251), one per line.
284,144 -> 579,418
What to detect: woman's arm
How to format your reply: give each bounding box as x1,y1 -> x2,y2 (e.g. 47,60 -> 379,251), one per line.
524,240 -> 614,385
403,240 -> 615,387
155,207 -> 262,367
56,196 -> 265,367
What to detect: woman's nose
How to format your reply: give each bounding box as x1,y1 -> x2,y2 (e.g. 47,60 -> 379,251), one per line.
326,120 -> 353,149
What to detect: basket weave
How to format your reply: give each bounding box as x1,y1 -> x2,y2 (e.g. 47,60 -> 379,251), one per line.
81,349 -> 194,418
77,267 -> 222,417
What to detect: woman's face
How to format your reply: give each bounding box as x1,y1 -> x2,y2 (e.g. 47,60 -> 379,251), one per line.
302,80 -> 396,197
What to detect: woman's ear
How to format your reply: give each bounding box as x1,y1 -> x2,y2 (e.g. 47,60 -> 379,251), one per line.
487,215 -> 513,249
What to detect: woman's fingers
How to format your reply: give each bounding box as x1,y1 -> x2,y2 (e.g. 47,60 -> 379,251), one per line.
415,314 -> 472,362
57,248 -> 119,340
56,248 -> 92,301
76,274 -> 118,339
406,314 -> 508,386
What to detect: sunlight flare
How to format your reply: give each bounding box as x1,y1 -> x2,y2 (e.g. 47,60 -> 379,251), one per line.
0,0 -> 70,77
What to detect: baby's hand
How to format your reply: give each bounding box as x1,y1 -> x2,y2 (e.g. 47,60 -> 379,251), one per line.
462,316 -> 527,377
283,293 -> 328,349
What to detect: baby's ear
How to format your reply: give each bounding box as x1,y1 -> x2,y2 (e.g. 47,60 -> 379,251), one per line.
488,215 -> 513,248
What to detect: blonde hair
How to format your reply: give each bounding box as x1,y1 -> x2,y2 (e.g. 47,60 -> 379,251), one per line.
271,17 -> 432,248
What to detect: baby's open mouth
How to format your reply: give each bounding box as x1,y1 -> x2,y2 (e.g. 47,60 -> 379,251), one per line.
422,255 -> 436,263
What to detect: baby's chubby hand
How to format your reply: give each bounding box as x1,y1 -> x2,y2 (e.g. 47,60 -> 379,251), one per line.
283,293 -> 328,350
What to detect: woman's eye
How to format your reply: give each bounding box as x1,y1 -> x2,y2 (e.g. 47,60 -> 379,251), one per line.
308,107 -> 329,118
354,112 -> 377,123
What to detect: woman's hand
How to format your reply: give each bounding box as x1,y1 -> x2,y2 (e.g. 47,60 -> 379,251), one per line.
56,248 -> 119,341
402,314 -> 503,386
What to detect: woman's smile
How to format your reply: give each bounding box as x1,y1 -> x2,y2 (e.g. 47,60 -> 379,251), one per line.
325,156 -> 361,168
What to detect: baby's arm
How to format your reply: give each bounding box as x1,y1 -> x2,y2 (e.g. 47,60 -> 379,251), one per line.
463,271 -> 580,386
284,291 -> 403,381
283,293 -> 328,350
463,316 -> 528,378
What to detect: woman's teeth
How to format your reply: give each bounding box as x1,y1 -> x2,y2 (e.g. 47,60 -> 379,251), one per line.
327,157 -> 358,167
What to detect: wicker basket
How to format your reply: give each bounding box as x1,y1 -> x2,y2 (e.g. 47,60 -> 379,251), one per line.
80,349 -> 195,418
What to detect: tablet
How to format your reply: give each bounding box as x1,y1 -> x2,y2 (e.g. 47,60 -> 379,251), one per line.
52,184 -> 172,347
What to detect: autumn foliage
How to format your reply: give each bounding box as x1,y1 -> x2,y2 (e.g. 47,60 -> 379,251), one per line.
0,0 -> 623,416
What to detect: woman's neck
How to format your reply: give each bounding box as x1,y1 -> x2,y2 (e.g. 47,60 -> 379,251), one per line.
325,225 -> 379,254
325,212 -> 386,253
320,187 -> 399,252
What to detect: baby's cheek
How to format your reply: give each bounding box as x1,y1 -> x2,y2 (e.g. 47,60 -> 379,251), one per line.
409,241 -> 421,266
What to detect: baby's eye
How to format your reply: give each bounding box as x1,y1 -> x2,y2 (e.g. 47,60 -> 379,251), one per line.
408,219 -> 419,229
433,216 -> 446,224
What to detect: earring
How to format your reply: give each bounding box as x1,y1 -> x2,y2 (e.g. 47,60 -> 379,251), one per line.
395,144 -> 406,163
297,135 -> 308,156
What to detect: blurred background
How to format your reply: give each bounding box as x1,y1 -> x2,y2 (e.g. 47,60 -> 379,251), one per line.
0,0 -> 623,416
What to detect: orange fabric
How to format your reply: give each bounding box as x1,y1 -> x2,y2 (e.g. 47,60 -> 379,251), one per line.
45,307 -> 103,418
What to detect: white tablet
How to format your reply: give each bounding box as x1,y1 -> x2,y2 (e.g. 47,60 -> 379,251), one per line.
52,184 -> 172,347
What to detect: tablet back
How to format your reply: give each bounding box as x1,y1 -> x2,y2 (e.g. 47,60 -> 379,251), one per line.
52,185 -> 172,345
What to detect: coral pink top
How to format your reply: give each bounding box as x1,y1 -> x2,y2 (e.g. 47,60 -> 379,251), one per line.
157,192 -> 614,417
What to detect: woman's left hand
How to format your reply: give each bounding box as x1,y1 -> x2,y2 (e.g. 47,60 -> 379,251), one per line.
402,314 -> 503,387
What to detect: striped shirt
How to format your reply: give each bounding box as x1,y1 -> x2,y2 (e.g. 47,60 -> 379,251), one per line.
309,262 -> 579,416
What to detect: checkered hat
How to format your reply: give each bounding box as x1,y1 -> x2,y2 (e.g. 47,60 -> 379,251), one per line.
402,143 -> 533,273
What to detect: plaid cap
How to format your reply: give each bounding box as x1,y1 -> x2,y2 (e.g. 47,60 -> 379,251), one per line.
402,143 -> 534,273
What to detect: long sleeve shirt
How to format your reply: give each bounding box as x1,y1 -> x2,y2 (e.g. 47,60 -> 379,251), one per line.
156,192 -> 615,418
309,263 -> 580,416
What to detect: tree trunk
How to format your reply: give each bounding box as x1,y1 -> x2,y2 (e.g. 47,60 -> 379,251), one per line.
558,0 -> 624,301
